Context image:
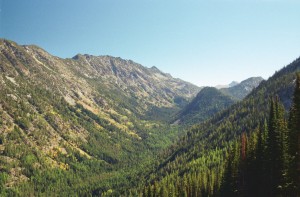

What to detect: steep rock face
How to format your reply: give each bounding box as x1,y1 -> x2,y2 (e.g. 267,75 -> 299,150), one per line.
174,87 -> 235,125
220,77 -> 264,100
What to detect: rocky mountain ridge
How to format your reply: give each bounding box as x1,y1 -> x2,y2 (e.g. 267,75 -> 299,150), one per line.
174,76 -> 263,125
220,76 -> 264,100
0,39 -> 200,192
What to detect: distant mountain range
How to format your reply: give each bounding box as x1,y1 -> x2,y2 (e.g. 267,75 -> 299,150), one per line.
215,81 -> 239,89
220,77 -> 264,100
174,76 -> 263,125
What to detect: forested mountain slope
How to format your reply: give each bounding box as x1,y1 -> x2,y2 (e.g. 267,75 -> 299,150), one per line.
139,57 -> 300,196
174,87 -> 235,125
219,80 -> 300,197
0,39 -> 200,195
174,77 -> 263,125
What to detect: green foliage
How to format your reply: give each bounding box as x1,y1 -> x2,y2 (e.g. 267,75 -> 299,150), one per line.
0,73 -> 185,196
6,126 -> 21,141
0,134 -> 3,144
0,172 -> 8,195
287,72 -> 300,194
15,117 -> 30,130
176,87 -> 235,125
220,93 -> 299,197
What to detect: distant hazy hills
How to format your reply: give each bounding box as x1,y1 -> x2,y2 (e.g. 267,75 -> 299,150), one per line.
215,81 -> 239,89
174,77 -> 263,125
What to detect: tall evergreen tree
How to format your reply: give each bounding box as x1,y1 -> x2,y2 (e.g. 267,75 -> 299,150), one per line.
287,73 -> 300,196
254,120 -> 268,196
274,98 -> 289,195
220,151 -> 235,197
220,142 -> 239,197
242,99 -> 288,196
266,98 -> 277,196
238,133 -> 247,196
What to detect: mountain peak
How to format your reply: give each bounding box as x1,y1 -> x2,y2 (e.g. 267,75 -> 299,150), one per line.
150,66 -> 160,72
229,81 -> 239,87
240,76 -> 264,85
220,76 -> 264,100
174,86 -> 235,125
72,53 -> 85,60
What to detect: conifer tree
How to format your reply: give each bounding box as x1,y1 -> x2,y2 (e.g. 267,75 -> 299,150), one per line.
254,120 -> 268,196
220,154 -> 234,197
159,185 -> 168,197
274,97 -> 289,195
266,98 -> 277,196
220,143 -> 239,197
238,133 -> 247,195
287,73 -> 300,196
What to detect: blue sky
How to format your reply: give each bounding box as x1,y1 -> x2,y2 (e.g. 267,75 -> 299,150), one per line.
1,0 -> 300,86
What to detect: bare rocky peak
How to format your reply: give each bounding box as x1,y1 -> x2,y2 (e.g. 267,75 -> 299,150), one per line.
69,53 -> 200,100
239,77 -> 264,88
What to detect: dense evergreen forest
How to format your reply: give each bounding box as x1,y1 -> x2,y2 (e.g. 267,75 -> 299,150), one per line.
136,70 -> 300,196
220,74 -> 300,197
